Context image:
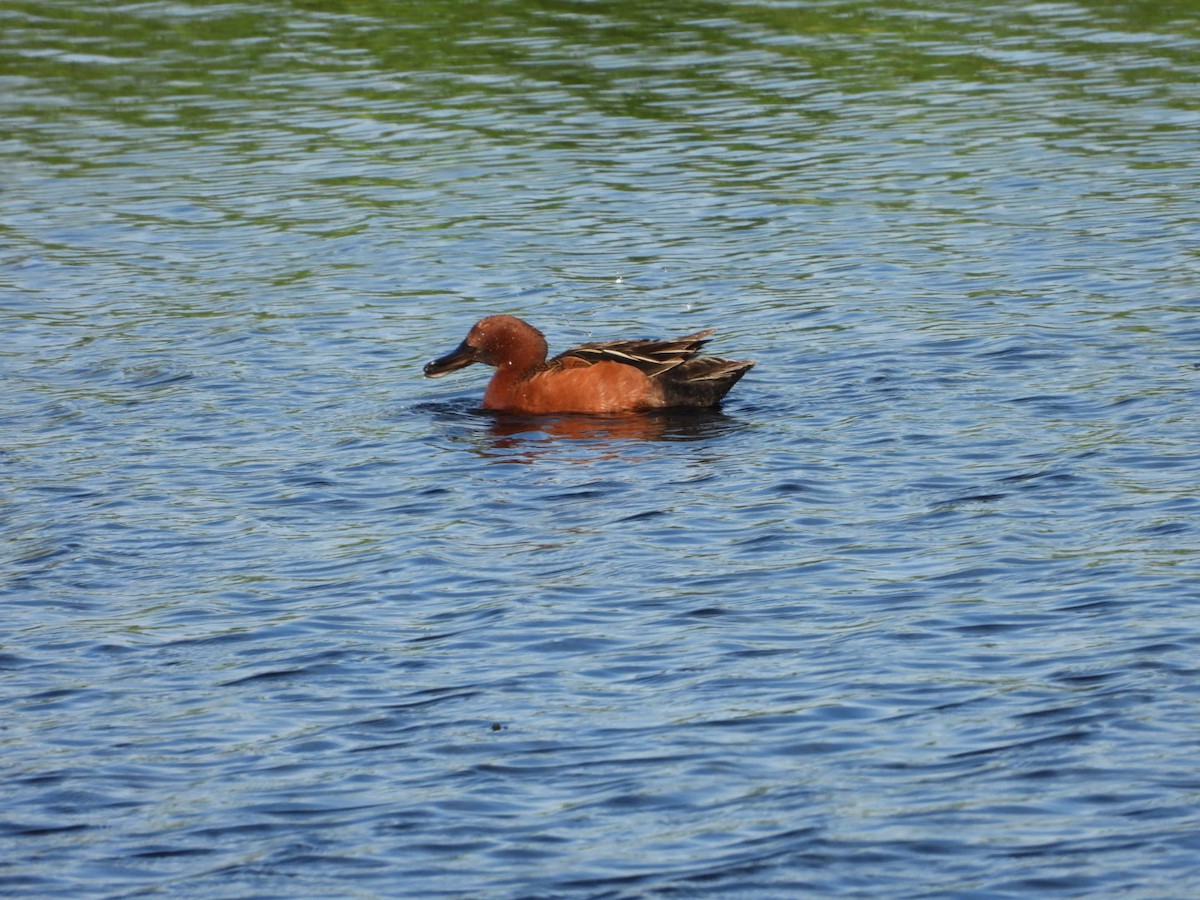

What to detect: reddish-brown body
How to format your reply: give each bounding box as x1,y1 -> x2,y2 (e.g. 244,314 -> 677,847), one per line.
424,315 -> 753,415
482,358 -> 662,414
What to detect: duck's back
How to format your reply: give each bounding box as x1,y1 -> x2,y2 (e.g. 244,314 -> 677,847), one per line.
552,329 -> 754,410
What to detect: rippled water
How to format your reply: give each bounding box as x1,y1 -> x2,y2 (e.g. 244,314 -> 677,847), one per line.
4,1 -> 1200,896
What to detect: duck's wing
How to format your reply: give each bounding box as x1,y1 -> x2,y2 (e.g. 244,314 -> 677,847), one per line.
552,330 -> 716,377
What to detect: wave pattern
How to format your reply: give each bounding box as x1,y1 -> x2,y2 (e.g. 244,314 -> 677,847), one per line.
3,0 -> 1199,896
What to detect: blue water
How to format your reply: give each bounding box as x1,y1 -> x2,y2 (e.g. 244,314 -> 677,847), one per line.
3,1 -> 1200,896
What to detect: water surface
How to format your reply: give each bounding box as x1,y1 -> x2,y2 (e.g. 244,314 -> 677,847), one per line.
3,1 -> 1200,896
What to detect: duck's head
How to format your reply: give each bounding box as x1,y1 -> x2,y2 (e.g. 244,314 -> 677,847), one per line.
424,315 -> 548,376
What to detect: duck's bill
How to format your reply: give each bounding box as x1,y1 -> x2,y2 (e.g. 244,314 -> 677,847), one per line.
423,342 -> 477,377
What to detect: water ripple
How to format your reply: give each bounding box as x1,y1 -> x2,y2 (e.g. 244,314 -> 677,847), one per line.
3,0 -> 1200,897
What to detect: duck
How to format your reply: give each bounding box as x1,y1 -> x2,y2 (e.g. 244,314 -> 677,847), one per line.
424,314 -> 754,415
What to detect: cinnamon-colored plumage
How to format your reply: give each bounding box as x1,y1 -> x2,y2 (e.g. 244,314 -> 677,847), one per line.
424,315 -> 754,415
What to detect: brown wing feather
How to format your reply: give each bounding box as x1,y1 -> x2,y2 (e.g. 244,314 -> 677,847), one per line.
553,330 -> 716,377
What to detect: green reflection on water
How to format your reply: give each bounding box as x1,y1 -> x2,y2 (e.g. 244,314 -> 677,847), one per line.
5,0 -> 1197,106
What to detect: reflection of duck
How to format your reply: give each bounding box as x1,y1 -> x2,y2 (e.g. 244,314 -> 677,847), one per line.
481,410 -> 742,463
487,412 -> 670,443
424,315 -> 755,415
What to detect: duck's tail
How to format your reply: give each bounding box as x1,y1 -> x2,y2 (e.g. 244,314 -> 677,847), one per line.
661,357 -> 755,408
